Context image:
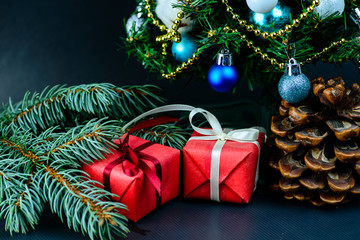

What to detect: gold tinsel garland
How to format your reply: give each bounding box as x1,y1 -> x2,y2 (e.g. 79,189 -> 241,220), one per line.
127,0 -> 351,79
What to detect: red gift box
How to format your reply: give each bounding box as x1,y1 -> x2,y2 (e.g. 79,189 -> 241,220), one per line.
183,129 -> 265,203
82,134 -> 180,222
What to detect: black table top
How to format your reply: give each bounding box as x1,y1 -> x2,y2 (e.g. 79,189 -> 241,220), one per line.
2,190 -> 359,240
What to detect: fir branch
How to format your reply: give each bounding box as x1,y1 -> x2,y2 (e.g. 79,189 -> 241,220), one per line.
0,174 -> 44,235
109,85 -> 164,119
49,129 -> 102,154
5,85 -> 67,131
41,119 -> 123,167
14,175 -> 33,207
0,139 -> 40,164
1,84 -> 163,133
0,124 -> 42,174
38,164 -> 128,240
131,122 -> 191,149
0,83 -> 195,239
0,138 -> 44,235
0,132 -> 128,239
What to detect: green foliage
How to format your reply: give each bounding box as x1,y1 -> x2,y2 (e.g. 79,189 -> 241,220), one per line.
0,84 -> 164,133
0,128 -> 45,235
0,83 -> 191,239
123,0 -> 360,102
132,122 -> 191,149
0,177 -> 44,235
37,166 -> 128,240
42,119 -> 122,166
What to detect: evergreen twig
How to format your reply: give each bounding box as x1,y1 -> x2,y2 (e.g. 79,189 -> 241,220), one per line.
1,84 -> 164,133
0,83 -> 192,239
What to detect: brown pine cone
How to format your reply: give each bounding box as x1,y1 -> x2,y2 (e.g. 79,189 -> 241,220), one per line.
269,76 -> 360,206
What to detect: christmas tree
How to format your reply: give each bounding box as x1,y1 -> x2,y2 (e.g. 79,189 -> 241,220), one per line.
124,0 -> 360,99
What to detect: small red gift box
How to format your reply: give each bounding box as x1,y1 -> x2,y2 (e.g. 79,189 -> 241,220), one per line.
183,129 -> 265,203
82,134 -> 180,222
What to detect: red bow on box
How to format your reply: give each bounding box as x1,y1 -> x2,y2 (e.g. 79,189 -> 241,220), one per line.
103,133 -> 162,207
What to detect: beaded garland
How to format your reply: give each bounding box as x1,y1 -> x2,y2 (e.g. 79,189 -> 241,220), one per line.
141,0 -> 201,79
222,0 -> 320,40
127,0 -> 350,79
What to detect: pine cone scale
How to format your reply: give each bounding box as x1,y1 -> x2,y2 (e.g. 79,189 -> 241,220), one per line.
269,76 -> 360,205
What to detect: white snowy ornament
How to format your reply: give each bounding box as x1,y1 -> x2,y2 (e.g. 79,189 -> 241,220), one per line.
315,0 -> 345,19
126,4 -> 146,37
155,0 -> 195,34
246,0 -> 278,14
126,14 -> 146,37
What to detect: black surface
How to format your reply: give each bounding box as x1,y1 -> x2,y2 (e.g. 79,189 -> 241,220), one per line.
126,193 -> 360,240
2,1 -> 360,239
3,192 -> 360,240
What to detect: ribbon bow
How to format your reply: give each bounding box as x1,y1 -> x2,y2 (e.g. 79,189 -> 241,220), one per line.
122,104 -> 261,143
103,134 -> 162,198
187,107 -> 260,142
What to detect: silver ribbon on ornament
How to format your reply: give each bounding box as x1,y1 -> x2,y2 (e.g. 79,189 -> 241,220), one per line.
122,104 -> 265,202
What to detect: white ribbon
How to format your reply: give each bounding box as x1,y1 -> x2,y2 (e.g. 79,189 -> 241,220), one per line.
121,104 -> 265,202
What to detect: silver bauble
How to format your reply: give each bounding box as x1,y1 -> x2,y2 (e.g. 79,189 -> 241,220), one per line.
126,5 -> 146,37
278,58 -> 311,104
126,14 -> 146,37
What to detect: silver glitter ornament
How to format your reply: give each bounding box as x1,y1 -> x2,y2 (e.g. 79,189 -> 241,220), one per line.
351,7 -> 360,29
126,5 -> 146,37
315,0 -> 345,19
278,58 -> 311,104
351,8 -> 360,70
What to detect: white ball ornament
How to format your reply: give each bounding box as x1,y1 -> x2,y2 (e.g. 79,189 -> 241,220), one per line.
315,0 -> 345,19
246,0 -> 278,14
155,0 -> 195,34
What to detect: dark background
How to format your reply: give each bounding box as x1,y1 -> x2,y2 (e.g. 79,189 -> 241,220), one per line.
1,1 -> 360,239
1,0 -> 359,106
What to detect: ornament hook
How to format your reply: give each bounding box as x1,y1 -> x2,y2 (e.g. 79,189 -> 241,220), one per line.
286,57 -> 301,77
216,48 -> 233,66
289,58 -> 296,65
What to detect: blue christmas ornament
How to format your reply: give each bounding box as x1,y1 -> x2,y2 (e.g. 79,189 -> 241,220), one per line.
278,58 -> 311,104
208,49 -> 239,93
249,2 -> 290,33
171,35 -> 196,62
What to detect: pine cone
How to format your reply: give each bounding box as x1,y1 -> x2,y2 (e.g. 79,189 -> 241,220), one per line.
269,76 -> 360,206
